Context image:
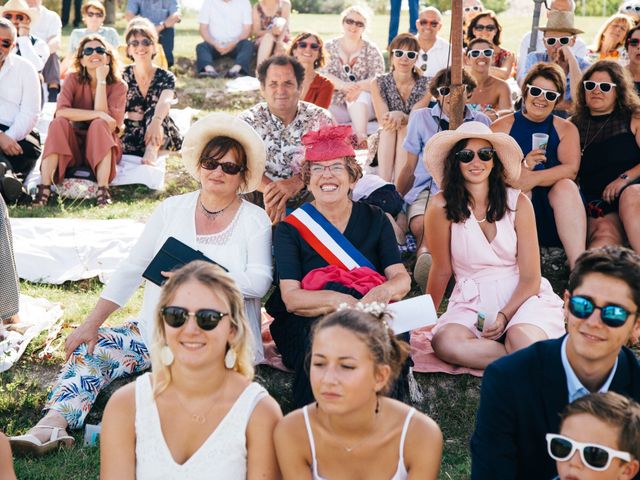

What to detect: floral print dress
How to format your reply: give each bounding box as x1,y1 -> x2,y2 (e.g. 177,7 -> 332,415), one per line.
122,65 -> 183,157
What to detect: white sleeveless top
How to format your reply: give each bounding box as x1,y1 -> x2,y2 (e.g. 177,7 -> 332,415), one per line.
303,405 -> 415,480
135,372 -> 267,479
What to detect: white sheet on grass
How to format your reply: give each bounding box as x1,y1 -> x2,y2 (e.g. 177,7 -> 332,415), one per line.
11,217 -> 144,284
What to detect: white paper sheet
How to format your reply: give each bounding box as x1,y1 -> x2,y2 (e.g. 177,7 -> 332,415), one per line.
387,295 -> 438,334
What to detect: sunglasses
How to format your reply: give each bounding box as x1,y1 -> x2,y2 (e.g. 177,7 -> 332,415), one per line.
0,39 -> 11,49
544,36 -> 572,46
464,5 -> 482,12
568,295 -> 636,328
392,49 -> 418,60
419,19 -> 440,27
627,38 -> 640,47
161,306 -> 228,331
344,18 -> 365,28
583,80 -> 617,93
436,85 -> 467,97
455,147 -> 495,163
467,48 -> 494,58
343,64 -> 356,82
546,434 -> 632,471
200,158 -> 245,175
82,46 -> 107,56
296,41 -> 320,50
3,13 -> 25,22
85,10 -> 104,17
526,84 -> 561,102
128,38 -> 153,47
473,24 -> 496,32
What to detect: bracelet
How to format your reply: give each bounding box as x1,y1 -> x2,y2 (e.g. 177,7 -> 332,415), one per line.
497,311 -> 508,322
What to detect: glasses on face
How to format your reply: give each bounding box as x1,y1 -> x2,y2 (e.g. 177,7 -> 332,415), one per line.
128,38 -> 153,47
0,39 -> 11,49
473,24 -> 496,32
343,64 -> 357,82
546,434 -> 632,472
583,80 -> 617,93
467,48 -> 494,58
161,306 -> 228,331
627,38 -> 640,47
436,85 -> 467,97
82,46 -> 107,56
344,17 -> 365,29
3,13 -> 25,22
419,19 -> 440,27
526,84 -> 561,102
309,163 -> 347,176
568,295 -> 636,328
296,41 -> 320,50
544,36 -> 572,46
85,10 -> 104,17
200,158 -> 245,175
392,49 -> 419,60
464,5 -> 482,13
455,147 -> 495,163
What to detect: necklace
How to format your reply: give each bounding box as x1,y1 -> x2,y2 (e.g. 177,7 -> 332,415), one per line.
199,196 -> 236,220
174,391 -> 219,424
581,114 -> 612,156
326,404 -> 379,453
476,216 -> 487,224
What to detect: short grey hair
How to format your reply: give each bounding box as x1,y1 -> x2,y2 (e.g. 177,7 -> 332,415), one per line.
0,18 -> 16,42
419,6 -> 443,20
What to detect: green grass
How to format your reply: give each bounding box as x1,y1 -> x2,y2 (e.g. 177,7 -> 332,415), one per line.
3,10 -> 609,479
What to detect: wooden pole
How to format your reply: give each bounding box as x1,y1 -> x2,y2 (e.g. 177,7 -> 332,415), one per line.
449,0 -> 464,129
104,0 -> 116,25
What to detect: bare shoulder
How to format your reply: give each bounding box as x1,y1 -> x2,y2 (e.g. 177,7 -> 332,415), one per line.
428,192 -> 447,210
516,191 -> 533,209
553,115 -> 579,136
104,380 -> 136,418
251,392 -> 283,423
274,408 -> 311,451
405,409 -> 443,447
490,113 -> 515,132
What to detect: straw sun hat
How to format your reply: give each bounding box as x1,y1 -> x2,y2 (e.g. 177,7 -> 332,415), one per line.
181,113 -> 266,194
424,121 -> 523,187
538,10 -> 584,35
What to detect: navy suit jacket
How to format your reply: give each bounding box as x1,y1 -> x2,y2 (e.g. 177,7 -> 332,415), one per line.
470,336 -> 640,480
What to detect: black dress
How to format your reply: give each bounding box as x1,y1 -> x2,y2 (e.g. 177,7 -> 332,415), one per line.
122,66 -> 183,157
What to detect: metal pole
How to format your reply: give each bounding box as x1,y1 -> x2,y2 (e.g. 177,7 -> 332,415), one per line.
449,0 -> 464,129
529,0 -> 548,54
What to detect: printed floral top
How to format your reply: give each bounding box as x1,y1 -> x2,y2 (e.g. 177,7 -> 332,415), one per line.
376,72 -> 429,114
239,101 -> 334,181
322,38 -> 385,106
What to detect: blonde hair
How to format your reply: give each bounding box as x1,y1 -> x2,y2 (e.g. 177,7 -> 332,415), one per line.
594,13 -> 634,53
340,4 -> 372,29
150,261 -> 254,398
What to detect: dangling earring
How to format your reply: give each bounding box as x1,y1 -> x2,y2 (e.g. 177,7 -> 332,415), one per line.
375,394 -> 380,415
224,346 -> 237,369
160,345 -> 174,366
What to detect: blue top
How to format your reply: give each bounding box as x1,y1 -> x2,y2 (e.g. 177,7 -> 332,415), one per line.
509,110 -> 560,171
125,0 -> 179,25
520,52 -> 591,101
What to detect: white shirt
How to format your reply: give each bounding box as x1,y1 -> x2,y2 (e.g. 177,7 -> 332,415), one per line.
29,6 -> 62,43
517,31 -> 588,81
14,35 -> 49,72
198,0 -> 252,44
101,193 -> 273,363
0,53 -> 41,141
417,36 -> 451,79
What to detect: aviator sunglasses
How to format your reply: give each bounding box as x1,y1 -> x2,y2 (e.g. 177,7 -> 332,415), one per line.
568,295 -> 636,328
82,46 -> 107,56
455,147 -> 495,163
128,38 -> 153,47
392,49 -> 418,60
200,157 -> 246,175
467,48 -> 494,58
546,434 -> 632,472
161,306 -> 228,331
583,80 -> 617,93
526,84 -> 561,102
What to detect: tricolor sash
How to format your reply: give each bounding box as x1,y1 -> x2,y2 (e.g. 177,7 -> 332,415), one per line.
283,203 -> 375,271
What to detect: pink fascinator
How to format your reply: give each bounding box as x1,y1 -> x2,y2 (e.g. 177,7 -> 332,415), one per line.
301,125 -> 356,162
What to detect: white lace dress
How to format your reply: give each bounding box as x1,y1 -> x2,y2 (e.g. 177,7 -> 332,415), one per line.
135,373 -> 268,479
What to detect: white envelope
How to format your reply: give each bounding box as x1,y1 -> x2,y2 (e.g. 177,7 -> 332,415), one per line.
387,295 -> 438,334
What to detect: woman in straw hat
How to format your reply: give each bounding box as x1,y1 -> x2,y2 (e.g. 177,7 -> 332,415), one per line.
423,122 -> 565,370
10,113 -> 273,456
101,261 -> 282,479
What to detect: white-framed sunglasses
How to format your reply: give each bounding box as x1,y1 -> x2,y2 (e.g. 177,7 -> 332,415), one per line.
391,49 -> 419,60
583,80 -> 617,93
546,434 -> 632,472
526,84 -> 561,102
467,49 -> 494,58
543,36 -> 572,46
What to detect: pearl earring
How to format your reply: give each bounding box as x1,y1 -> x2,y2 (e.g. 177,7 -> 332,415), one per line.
160,345 -> 174,366
224,347 -> 237,369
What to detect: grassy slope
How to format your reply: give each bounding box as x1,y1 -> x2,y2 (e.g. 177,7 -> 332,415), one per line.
5,10 -> 610,479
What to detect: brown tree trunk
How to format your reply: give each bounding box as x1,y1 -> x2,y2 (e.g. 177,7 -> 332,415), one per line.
449,0 -> 464,130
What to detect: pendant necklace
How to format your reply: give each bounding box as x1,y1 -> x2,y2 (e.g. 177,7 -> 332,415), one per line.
581,115 -> 611,156
200,196 -> 236,220
327,403 -> 379,453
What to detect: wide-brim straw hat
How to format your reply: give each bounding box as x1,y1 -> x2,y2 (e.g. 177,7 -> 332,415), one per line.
424,121 -> 523,187
538,10 -> 584,35
0,0 -> 40,24
181,113 -> 265,194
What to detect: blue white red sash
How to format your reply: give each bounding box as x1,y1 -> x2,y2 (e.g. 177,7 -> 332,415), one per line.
284,203 -> 375,271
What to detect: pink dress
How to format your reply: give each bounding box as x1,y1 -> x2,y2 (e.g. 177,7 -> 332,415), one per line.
435,188 -> 566,338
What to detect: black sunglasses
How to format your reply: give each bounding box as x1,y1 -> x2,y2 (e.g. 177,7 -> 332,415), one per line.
82,46 -> 107,56
3,13 -> 25,22
544,36 -> 572,46
0,39 -> 11,48
200,158 -> 245,175
455,147 -> 495,163
467,48 -> 494,58
343,64 -> 357,82
628,38 -> 640,47
161,306 -> 228,331
546,434 -> 632,471
526,84 -> 561,102
583,80 -> 616,93
568,295 -> 636,328
297,41 -> 320,50
128,38 -> 153,47
344,17 -> 365,28
419,19 -> 439,27
473,24 -> 496,32
85,10 -> 104,17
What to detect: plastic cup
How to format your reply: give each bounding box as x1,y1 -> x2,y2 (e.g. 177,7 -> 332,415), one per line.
83,423 -> 102,446
532,133 -> 549,151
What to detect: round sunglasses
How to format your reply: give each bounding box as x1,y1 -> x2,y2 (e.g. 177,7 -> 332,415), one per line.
467,49 -> 494,58
473,24 -> 496,32
455,147 -> 495,163
296,41 -> 320,50
546,434 -> 632,472
526,84 -> 561,102
392,49 -> 418,60
199,158 -> 246,175
544,36 -> 572,46
583,80 -> 617,93
161,306 -> 228,331
82,46 -> 107,56
128,38 -> 153,47
568,295 -> 636,328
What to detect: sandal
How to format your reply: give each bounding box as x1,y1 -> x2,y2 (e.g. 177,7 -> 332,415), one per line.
413,252 -> 433,294
9,425 -> 75,457
33,184 -> 53,207
96,186 -> 112,207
